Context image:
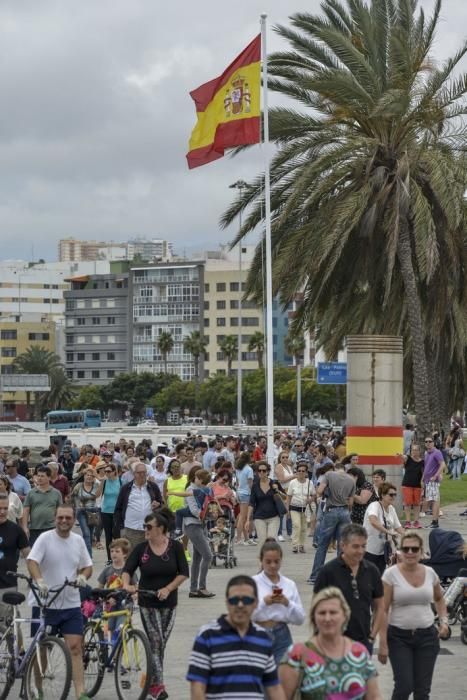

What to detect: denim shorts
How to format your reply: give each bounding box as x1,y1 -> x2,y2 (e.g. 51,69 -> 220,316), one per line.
31,606 -> 84,637
237,492 -> 251,504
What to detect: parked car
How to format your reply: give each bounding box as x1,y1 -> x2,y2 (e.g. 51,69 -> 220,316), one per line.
139,419 -> 158,427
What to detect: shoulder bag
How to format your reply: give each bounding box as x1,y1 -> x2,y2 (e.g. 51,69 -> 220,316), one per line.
272,480 -> 288,517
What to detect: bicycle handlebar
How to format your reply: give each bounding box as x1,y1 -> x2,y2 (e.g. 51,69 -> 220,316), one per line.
6,571 -> 80,608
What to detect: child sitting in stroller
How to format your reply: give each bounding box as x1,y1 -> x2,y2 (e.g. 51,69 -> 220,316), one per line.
209,515 -> 230,556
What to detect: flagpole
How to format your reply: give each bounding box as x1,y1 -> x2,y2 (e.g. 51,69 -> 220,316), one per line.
260,14 -> 275,465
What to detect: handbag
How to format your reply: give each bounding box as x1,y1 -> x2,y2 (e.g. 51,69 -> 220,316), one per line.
85,509 -> 100,527
272,482 -> 288,517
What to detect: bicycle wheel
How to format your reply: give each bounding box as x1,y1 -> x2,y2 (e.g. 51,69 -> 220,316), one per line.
24,635 -> 72,700
0,629 -> 14,700
82,623 -> 106,697
114,628 -> 152,700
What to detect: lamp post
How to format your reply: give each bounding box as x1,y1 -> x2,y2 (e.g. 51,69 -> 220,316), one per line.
229,179 -> 248,426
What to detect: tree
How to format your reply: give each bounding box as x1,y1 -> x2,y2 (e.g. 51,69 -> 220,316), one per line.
221,0 -> 467,435
218,335 -> 238,377
183,330 -> 208,407
248,331 -> 265,370
70,385 -> 106,412
156,332 -> 174,375
13,346 -> 62,419
101,371 -> 177,416
39,368 -> 76,412
284,333 -> 305,366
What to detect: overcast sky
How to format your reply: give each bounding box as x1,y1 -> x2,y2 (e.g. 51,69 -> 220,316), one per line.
0,0 -> 465,261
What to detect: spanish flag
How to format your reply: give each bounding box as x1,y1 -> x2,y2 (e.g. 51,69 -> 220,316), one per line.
186,35 -> 261,169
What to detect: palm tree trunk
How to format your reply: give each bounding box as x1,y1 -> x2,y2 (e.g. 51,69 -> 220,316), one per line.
194,355 -> 200,410
227,358 -> 232,377
397,219 -> 431,437
257,351 -> 263,370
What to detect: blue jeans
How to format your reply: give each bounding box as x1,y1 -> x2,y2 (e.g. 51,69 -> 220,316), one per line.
450,457 -> 464,480
77,509 -> 94,558
309,507 -> 351,581
266,623 -> 293,665
175,505 -> 192,531
278,514 -> 292,537
313,501 -> 325,547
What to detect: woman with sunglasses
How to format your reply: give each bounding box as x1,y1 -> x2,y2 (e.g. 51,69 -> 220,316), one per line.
247,461 -> 286,546
275,450 -> 294,542
122,507 -> 189,700
211,468 -> 237,506
286,461 -> 315,553
380,532 -> 449,700
363,482 -> 405,574
252,538 -> 305,664
96,462 -> 122,563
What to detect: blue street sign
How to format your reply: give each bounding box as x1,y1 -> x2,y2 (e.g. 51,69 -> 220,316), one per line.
317,362 -> 347,385
145,407 -> 154,418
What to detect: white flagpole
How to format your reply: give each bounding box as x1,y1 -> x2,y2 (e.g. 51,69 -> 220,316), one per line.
260,14 -> 275,465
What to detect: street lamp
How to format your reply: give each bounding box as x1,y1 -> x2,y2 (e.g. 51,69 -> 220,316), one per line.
229,179 -> 248,426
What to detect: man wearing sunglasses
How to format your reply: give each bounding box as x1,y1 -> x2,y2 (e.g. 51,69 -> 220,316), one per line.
187,574 -> 285,700
313,523 -> 385,656
421,437 -> 445,529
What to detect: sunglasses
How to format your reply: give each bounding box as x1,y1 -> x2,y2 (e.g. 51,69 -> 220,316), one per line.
401,546 -> 420,554
227,595 -> 256,606
143,523 -> 154,530
350,575 -> 359,600
388,492 -> 397,497
257,468 -> 268,473
425,440 -> 433,444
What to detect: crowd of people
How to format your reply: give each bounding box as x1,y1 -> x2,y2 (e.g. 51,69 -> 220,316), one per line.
0,423 -> 464,699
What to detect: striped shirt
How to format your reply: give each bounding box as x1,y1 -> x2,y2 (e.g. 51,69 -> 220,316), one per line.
186,614 -> 279,699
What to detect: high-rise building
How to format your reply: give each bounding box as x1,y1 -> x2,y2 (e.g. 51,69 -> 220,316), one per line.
203,245 -> 264,377
130,262 -> 204,381
59,237 -> 174,263
63,273 -> 129,385
127,238 -> 173,261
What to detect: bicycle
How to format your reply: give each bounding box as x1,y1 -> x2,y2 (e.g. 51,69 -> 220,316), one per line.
82,587 -> 152,700
0,571 -> 75,700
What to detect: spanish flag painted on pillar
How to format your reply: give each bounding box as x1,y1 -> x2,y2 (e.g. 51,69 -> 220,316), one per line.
186,35 -> 261,169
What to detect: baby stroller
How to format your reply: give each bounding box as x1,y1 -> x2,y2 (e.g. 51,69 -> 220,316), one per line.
205,499 -> 238,569
422,528 -> 467,585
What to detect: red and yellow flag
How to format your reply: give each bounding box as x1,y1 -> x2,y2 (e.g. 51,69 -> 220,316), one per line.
186,35 -> 261,169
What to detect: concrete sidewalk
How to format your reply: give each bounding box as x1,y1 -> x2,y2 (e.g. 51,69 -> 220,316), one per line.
11,502 -> 467,699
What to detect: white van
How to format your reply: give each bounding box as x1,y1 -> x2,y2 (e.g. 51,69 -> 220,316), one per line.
181,416 -> 207,428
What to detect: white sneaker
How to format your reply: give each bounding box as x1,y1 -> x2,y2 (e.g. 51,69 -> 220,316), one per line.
277,535 -> 285,542
419,512 -> 426,517
247,539 -> 258,545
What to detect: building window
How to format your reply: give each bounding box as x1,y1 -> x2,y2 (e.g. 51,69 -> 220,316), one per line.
92,353 -> 100,361
77,336 -> 86,344
107,352 -> 115,360
77,353 -> 85,361
66,352 -> 74,363
92,317 -> 101,325
77,318 -> 85,326
216,300 -> 226,310
43,284 -> 50,289
76,300 -> 85,309
216,352 -> 224,361
242,317 -> 259,326
230,318 -> 239,326
0,365 -> 13,375
107,335 -> 116,343
216,335 -> 225,342
204,352 -> 209,361
66,335 -> 74,345
1,347 -> 16,358
230,300 -> 239,309
92,299 -> 100,308
92,335 -> 100,344
107,317 -> 116,325
204,318 -> 209,327
242,351 -> 257,361
216,282 -> 226,292
28,333 -> 50,341
107,370 -> 115,378
230,282 -> 239,292
107,299 -> 115,308
66,370 -> 73,379
0,330 -> 17,340
216,318 -> 226,327
77,370 -> 85,379
204,301 -> 209,310
91,370 -> 100,379
43,298 -> 50,304
65,300 -> 75,311
204,283 -> 210,293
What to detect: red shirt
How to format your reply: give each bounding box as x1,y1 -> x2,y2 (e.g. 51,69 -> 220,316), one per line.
51,475 -> 70,500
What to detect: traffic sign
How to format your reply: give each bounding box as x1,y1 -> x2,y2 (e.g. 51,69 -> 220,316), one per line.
317,362 -> 347,385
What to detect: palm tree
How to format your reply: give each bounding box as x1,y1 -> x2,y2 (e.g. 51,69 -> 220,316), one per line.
13,346 -> 62,419
183,330 -> 208,407
248,331 -> 265,370
218,335 -> 238,377
39,367 -> 77,412
221,0 -> 467,435
284,333 -> 305,367
157,331 -> 174,375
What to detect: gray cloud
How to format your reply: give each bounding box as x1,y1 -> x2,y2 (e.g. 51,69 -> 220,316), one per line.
0,0 -> 465,259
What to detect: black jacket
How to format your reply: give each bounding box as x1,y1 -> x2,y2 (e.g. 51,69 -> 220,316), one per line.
113,480 -> 163,537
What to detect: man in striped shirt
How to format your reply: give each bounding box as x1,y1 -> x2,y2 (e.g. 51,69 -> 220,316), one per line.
187,574 -> 285,700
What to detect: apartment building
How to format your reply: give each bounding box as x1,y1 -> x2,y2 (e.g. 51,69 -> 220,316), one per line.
64,273 -> 129,385
130,262 -> 204,381
203,246 -> 264,377
0,314 -> 56,420
127,238 -> 173,261
59,237 -> 173,263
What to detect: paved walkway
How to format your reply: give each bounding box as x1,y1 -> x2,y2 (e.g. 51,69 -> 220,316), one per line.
11,503 -> 467,699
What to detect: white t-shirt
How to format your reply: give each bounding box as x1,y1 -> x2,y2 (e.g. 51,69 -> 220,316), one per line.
27,529 -> 92,609
382,565 -> 438,628
287,478 -> 315,508
252,571 -> 305,626
363,501 -> 401,555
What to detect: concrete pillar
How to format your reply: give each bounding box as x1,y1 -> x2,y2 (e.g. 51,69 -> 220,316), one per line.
346,336 -> 404,509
